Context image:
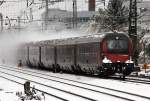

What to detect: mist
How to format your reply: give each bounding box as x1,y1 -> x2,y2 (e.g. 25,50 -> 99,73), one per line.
0,28 -> 88,66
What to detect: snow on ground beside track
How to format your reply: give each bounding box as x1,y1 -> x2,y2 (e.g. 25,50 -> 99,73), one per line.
0,76 -> 65,101
1,65 -> 150,100
25,66 -> 150,98
0,77 -> 23,101
0,66 -> 122,101
3,65 -> 150,100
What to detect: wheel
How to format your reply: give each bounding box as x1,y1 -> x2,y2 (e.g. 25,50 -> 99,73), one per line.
52,64 -> 56,73
121,75 -> 125,80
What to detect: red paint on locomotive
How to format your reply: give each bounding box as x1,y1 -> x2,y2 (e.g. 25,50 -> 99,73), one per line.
105,54 -> 129,62
100,33 -> 133,63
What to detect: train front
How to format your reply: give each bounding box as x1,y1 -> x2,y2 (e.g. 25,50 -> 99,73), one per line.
100,33 -> 134,78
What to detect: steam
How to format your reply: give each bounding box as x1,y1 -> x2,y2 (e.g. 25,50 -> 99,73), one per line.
0,28 -> 87,66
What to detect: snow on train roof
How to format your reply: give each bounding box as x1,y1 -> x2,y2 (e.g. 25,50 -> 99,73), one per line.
42,34 -> 104,45
28,32 -> 127,46
35,33 -> 105,46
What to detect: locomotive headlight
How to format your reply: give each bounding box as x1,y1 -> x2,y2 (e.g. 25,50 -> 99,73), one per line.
102,56 -> 112,63
125,56 -> 133,63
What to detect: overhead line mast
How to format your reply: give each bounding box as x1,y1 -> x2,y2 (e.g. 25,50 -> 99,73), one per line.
73,0 -> 77,28
128,0 -> 138,65
0,13 -> 3,31
45,0 -> 48,30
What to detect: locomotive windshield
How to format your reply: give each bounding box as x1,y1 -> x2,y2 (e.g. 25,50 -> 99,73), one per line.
107,39 -> 128,54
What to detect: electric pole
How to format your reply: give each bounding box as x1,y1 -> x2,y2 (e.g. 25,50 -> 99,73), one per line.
18,16 -> 21,31
45,0 -> 49,30
27,0 -> 29,7
129,0 -> 138,65
73,0 -> 77,28
30,8 -> 33,21
0,13 -> 3,31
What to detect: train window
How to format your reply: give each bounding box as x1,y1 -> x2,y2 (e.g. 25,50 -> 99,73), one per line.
45,47 -> 53,60
107,40 -> 128,54
86,60 -> 89,63
78,43 -> 98,57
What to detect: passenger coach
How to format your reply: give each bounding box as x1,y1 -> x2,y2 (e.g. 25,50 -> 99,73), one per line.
18,32 -> 134,78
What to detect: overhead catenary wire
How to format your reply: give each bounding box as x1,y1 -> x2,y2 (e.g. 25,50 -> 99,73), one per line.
0,0 -> 19,2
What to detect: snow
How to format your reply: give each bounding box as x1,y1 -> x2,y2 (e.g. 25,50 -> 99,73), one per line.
0,77 -> 23,101
138,69 -> 150,77
0,74 -> 62,101
0,65 -> 150,101
102,56 -> 112,63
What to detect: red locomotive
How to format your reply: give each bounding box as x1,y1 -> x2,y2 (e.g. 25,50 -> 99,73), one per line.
18,32 -> 134,78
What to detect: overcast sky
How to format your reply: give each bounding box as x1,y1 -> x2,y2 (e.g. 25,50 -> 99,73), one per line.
0,0 -> 109,18
0,0 -> 149,20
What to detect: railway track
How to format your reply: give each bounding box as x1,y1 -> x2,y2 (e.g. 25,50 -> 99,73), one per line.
0,72 -> 97,101
125,77 -> 150,84
0,66 -> 132,101
0,75 -> 68,101
0,65 -> 150,101
108,76 -> 150,85
2,65 -> 150,85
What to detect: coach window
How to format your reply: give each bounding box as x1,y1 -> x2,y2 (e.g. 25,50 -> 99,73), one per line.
80,46 -> 83,56
86,60 -> 89,63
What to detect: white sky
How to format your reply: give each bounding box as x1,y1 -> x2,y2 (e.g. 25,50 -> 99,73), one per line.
0,0 -> 109,18
1,0 -> 150,20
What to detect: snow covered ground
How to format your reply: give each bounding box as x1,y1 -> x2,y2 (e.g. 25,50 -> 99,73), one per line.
0,65 -> 150,101
138,69 -> 150,77
0,76 -> 62,101
0,77 -> 23,101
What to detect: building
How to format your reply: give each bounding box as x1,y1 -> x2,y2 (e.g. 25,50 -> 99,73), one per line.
41,8 -> 98,29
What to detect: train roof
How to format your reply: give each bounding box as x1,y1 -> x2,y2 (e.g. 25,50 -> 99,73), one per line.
28,32 -> 129,46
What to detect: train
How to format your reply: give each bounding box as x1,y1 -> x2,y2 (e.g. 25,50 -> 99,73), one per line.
18,32 -> 134,78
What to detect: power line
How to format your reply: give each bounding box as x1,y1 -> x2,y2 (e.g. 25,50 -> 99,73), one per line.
0,0 -> 19,2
